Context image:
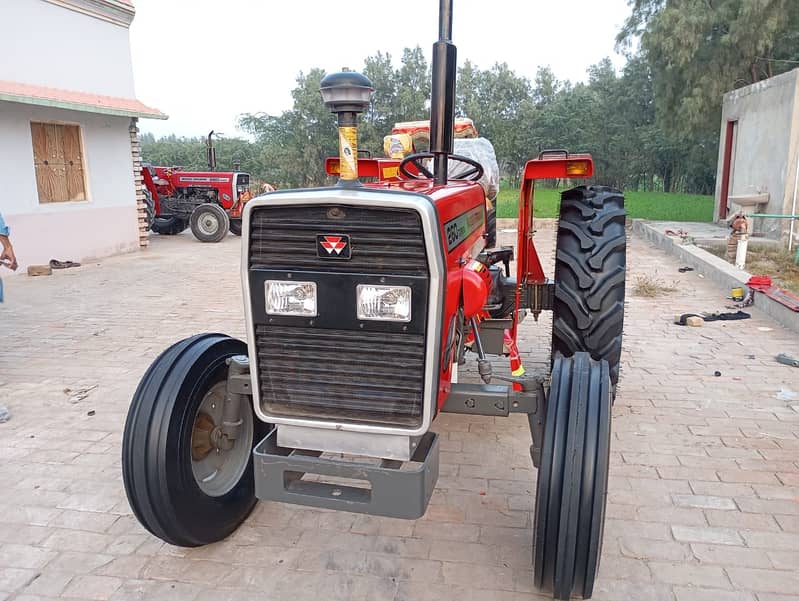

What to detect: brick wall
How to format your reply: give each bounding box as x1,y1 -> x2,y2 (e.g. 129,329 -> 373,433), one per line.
129,118 -> 148,248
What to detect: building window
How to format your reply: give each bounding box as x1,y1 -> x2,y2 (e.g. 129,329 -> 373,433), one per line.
30,122 -> 88,203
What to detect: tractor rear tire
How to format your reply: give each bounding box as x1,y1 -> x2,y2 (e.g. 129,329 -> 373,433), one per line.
142,189 -> 155,230
552,186 -> 626,393
485,204 -> 497,248
122,334 -> 264,547
229,219 -> 242,236
190,204 -> 230,243
151,216 -> 188,236
533,352 -> 611,600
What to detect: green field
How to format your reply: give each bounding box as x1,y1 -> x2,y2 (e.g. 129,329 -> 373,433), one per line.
496,187 -> 714,221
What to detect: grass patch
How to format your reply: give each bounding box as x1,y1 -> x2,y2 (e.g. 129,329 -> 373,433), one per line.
698,243 -> 799,295
699,244 -> 726,259
632,274 -> 679,297
496,187 -> 714,221
497,187 -> 560,218
744,247 -> 799,295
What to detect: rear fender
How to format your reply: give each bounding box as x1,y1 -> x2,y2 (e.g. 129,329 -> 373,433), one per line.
140,168 -> 162,215
511,152 -> 594,341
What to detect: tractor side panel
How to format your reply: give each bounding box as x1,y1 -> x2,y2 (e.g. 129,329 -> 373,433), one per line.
424,182 -> 487,411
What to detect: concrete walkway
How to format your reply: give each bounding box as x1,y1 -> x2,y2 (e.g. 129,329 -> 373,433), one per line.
634,220 -> 799,335
639,221 -> 731,243
0,225 -> 798,601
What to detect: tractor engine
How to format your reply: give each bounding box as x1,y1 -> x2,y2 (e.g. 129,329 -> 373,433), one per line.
159,187 -> 218,215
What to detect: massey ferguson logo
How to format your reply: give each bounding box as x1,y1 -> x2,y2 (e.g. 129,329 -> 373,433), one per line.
316,234 -> 351,259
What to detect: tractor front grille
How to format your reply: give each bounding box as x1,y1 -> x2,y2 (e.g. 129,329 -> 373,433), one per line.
249,205 -> 427,275
248,203 -> 430,428
255,325 -> 425,425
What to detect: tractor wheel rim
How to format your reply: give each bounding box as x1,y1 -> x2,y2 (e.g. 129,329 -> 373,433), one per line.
199,213 -> 220,236
190,381 -> 252,497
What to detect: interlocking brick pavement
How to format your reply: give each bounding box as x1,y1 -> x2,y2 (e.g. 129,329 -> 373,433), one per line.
0,221 -> 798,601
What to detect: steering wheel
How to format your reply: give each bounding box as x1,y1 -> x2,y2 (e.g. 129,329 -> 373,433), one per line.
399,152 -> 484,182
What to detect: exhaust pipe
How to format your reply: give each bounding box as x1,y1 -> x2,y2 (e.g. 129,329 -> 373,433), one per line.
430,0 -> 457,186
206,130 -> 217,171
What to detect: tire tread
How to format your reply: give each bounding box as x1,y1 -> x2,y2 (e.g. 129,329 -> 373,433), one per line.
534,353 -> 611,599
122,334 -> 259,547
553,185 -> 626,389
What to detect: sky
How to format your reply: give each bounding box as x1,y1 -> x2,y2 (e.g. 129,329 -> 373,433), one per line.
130,0 -> 632,139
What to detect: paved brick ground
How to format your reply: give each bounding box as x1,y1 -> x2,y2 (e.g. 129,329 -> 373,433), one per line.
0,222 -> 798,601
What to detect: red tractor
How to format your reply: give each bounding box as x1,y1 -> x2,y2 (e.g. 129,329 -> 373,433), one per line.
141,163 -> 252,242
122,3 -> 626,599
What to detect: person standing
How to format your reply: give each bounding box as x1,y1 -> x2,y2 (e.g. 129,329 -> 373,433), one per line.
0,211 -> 18,302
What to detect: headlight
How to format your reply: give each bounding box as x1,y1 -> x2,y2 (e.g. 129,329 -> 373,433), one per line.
356,284 -> 411,322
265,280 -> 317,316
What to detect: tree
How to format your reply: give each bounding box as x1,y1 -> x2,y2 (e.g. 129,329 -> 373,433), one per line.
140,134 -> 206,170
239,69 -> 337,187
455,61 -> 533,184
617,0 -> 799,192
150,13 -> 791,197
361,51 -> 398,155
395,47 -> 430,122
619,0 -> 799,133
456,60 -> 480,119
532,66 -> 562,109
359,47 -> 430,156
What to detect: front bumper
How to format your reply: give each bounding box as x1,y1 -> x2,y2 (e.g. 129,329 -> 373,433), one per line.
253,427 -> 439,519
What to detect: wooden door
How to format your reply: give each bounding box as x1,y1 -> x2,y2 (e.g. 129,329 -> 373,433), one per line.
30,122 -> 86,202
62,125 -> 86,201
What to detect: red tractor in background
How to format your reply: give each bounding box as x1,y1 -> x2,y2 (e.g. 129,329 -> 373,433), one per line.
122,1 -> 626,598
141,162 -> 252,243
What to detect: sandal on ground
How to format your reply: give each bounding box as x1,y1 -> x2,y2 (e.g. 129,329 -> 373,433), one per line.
49,259 -> 81,269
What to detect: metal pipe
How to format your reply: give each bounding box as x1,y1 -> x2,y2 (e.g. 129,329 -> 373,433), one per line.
470,317 -> 486,359
735,235 -> 749,269
470,317 -> 492,384
791,148 -> 799,251
430,0 -> 456,185
220,355 -> 249,448
747,213 -> 799,218
438,0 -> 453,41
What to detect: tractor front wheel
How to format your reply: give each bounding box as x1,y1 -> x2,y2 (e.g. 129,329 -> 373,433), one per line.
552,185 -> 626,394
229,219 -> 242,236
122,334 -> 263,547
533,352 -> 611,600
190,204 -> 230,243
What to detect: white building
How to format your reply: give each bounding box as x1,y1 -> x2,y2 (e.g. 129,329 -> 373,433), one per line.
0,0 -> 165,272
714,69 -> 799,241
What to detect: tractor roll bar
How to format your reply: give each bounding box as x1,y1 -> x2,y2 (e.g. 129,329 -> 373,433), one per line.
430,0 -> 457,185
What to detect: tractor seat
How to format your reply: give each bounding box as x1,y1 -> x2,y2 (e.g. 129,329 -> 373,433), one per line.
450,137 -> 500,200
